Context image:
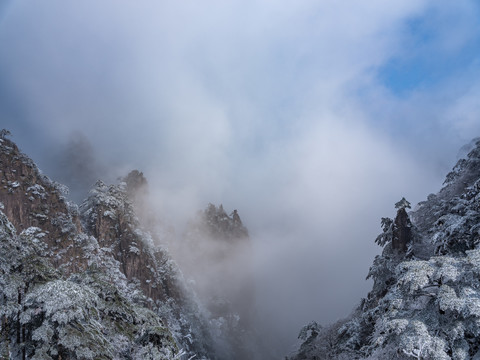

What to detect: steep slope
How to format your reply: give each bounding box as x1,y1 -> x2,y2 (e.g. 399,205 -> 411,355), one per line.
80,180 -> 182,304
0,136 -> 214,359
0,209 -> 180,359
80,179 -> 213,359
290,138 -> 480,360
0,137 -> 84,272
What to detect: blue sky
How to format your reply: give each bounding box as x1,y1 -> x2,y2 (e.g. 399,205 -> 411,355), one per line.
379,2 -> 480,95
1,0 -> 480,355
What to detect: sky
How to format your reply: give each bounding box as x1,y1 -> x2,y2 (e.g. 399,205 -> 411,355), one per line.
1,0 -> 480,356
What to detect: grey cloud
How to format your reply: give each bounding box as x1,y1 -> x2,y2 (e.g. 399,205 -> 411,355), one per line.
1,0 -> 480,356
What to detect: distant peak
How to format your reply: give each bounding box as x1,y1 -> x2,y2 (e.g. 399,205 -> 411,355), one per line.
122,169 -> 149,199
201,203 -> 249,240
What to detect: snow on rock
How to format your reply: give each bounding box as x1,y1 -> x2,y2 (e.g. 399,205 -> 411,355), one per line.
0,137 -> 213,360
289,138 -> 480,360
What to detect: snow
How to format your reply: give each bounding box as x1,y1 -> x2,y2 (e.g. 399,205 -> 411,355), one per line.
291,139 -> 480,359
27,184 -> 46,199
103,210 -> 116,219
129,245 -> 140,255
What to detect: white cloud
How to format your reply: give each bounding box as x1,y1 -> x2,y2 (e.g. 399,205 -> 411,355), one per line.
1,0 -> 480,355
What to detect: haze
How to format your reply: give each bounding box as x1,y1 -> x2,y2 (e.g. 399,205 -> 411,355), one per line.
1,0 -> 480,357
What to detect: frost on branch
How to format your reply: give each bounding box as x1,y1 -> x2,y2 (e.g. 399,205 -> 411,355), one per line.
0,129 -> 11,140
290,139 -> 480,360
375,217 -> 394,247
298,321 -> 321,341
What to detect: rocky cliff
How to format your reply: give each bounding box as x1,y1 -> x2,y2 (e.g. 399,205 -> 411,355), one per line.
80,179 -> 183,304
0,138 -> 84,272
0,136 -> 214,359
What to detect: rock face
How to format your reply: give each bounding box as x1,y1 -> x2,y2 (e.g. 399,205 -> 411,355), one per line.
0,139 -> 81,232
0,138 -> 84,272
290,138 -> 480,360
0,137 -> 214,359
0,210 -> 180,360
80,180 -> 183,303
392,207 -> 412,253
79,179 -> 213,358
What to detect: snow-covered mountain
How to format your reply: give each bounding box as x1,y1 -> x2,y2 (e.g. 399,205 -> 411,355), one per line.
5,131 -> 480,360
0,136 -> 253,359
289,138 -> 480,359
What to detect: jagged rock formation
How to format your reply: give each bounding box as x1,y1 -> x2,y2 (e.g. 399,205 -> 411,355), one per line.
80,179 -> 214,358
179,203 -> 257,359
290,138 -> 480,360
392,198 -> 413,253
80,180 -> 182,303
0,138 -> 84,272
0,137 -> 214,359
0,211 -> 180,359
120,170 -> 167,235
123,169 -> 148,202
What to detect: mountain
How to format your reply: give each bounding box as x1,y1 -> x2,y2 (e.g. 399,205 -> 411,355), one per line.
0,136 -> 222,359
8,129 -> 479,360
289,138 -> 480,359
178,203 -> 257,359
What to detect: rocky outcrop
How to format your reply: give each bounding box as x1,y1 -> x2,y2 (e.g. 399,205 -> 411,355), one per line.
124,169 -> 148,201
202,203 -> 249,240
0,138 -> 184,360
0,137 -> 214,359
79,179 -> 214,359
392,207 -> 412,253
290,138 -> 480,360
413,137 -> 480,235
0,138 -> 185,306
0,138 -> 84,272
180,204 -> 256,359
80,180 -> 183,304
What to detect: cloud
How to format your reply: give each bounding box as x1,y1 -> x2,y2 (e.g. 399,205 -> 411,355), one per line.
1,0 -> 480,356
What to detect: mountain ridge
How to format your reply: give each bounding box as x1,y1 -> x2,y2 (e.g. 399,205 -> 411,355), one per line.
0,136 -> 219,359
290,138 -> 480,359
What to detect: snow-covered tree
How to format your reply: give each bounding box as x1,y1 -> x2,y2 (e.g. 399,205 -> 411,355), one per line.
0,129 -> 11,140
290,139 -> 480,359
395,197 -> 411,210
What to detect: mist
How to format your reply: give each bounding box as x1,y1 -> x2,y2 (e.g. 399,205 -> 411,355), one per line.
1,0 -> 480,357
